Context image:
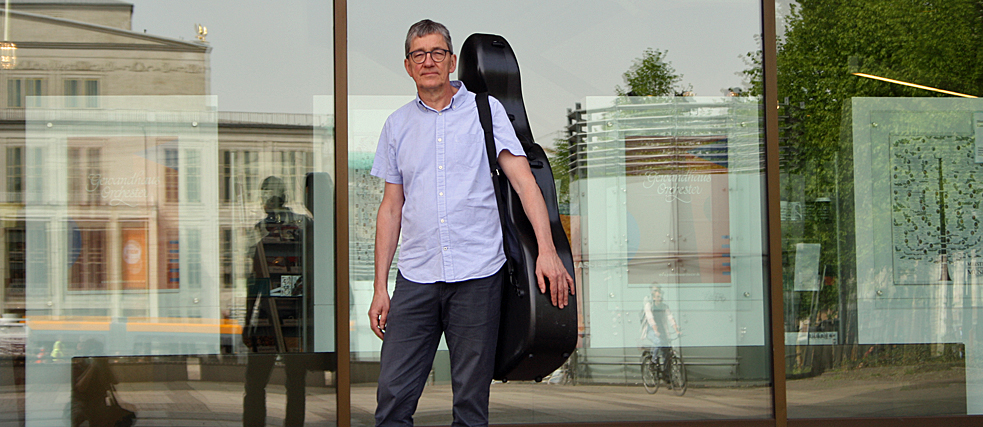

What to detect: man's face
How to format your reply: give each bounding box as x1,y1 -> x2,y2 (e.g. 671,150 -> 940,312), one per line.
651,289 -> 662,303
404,33 -> 456,91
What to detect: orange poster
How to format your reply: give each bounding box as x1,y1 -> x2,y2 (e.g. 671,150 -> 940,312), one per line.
122,228 -> 148,290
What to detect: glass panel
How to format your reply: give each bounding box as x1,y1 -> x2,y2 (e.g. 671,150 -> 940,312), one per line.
777,1 -> 982,419
349,1 -> 771,424
1,2 -> 336,426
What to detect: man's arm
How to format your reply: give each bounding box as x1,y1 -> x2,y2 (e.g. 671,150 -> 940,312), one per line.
644,300 -> 659,337
666,309 -> 681,335
368,182 -> 404,339
498,150 -> 574,308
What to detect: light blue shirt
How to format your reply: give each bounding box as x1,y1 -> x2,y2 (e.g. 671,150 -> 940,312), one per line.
371,81 -> 526,283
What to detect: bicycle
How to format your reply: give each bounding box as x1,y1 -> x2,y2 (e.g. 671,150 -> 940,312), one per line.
640,338 -> 687,396
546,351 -> 578,385
553,350 -> 591,386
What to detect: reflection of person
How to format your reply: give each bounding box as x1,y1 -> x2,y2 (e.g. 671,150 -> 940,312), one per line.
51,338 -> 68,363
248,176 -> 307,299
367,19 -> 574,427
243,176 -> 310,427
71,339 -> 135,427
641,285 -> 680,368
243,353 -> 308,427
795,318 -> 809,370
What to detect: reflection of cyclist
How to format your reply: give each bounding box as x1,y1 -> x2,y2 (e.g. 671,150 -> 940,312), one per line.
641,285 -> 680,370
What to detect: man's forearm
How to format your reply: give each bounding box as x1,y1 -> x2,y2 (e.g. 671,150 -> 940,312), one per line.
522,193 -> 556,254
509,172 -> 556,255
498,152 -> 557,255
374,204 -> 401,291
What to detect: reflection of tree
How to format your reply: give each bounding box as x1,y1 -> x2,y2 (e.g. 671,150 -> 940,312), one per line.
750,0 -> 983,363
765,0 -> 983,177
547,137 -> 571,211
615,48 -> 688,97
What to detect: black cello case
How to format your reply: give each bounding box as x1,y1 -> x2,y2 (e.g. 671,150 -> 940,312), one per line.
458,33 -> 578,382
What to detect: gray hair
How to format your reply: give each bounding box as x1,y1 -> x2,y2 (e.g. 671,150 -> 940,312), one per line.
405,19 -> 453,56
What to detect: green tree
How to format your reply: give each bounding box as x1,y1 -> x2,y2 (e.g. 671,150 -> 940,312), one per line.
616,48 -> 685,97
759,0 -> 983,353
546,136 -> 571,210
775,0 -> 983,175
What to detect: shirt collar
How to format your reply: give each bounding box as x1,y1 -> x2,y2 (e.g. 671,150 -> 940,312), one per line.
416,80 -> 470,113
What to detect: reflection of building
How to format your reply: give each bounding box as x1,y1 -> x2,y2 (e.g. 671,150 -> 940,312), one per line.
0,1 -> 329,353
1,0 -> 207,320
566,96 -> 766,383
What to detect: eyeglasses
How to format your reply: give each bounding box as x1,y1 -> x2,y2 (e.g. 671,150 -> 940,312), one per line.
406,48 -> 451,64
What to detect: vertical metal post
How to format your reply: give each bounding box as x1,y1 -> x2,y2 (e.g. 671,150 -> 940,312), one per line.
762,0 -> 787,426
4,0 -> 10,41
333,1 -> 350,426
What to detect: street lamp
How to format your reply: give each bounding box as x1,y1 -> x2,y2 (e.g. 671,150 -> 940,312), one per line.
1,0 -> 16,70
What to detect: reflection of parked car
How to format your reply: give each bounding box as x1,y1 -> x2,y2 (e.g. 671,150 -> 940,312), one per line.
0,316 -> 27,356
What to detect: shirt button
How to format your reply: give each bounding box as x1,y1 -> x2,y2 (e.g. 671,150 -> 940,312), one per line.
438,138 -> 442,142
438,165 -> 443,170
440,218 -> 445,223
438,112 -> 442,116
443,247 -> 448,251
439,192 -> 443,196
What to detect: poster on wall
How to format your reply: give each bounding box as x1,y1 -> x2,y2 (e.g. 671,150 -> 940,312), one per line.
793,243 -> 821,291
889,134 -> 983,286
121,226 -> 148,290
66,137 -> 177,291
853,98 -> 983,350
625,135 -> 731,286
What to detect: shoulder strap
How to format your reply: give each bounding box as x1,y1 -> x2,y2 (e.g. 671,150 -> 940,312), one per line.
476,92 -> 516,282
476,92 -> 499,176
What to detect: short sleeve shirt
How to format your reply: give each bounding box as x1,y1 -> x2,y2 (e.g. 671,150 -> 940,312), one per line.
370,81 -> 526,283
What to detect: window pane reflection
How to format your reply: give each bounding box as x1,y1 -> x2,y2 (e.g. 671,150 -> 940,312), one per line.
348,1 -> 771,423
777,0 -> 983,418
1,0 -> 337,425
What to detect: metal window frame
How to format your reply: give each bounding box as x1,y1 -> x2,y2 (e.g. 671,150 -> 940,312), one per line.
333,1 -> 351,425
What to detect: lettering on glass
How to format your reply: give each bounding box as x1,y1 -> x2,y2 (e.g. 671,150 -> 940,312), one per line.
625,136 -> 730,285
87,173 -> 160,207
643,173 -> 711,203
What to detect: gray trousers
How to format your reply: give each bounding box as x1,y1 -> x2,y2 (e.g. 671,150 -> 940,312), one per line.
375,267 -> 504,427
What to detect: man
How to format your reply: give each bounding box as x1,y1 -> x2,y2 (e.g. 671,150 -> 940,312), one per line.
641,285 -> 681,371
368,19 -> 574,427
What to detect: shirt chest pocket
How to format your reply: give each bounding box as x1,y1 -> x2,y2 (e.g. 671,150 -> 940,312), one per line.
446,132 -> 484,170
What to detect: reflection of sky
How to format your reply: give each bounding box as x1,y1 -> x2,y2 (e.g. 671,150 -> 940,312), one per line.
129,0 -> 334,115
129,0 -> 761,143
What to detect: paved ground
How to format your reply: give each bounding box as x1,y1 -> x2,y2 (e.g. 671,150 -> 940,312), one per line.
786,365 -> 967,418
352,382 -> 771,426
1,380 -> 771,426
0,365 -> 968,426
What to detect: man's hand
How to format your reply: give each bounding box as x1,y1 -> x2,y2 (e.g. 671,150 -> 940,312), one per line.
370,183 -> 403,341
368,289 -> 391,340
536,250 -> 575,309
